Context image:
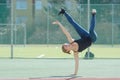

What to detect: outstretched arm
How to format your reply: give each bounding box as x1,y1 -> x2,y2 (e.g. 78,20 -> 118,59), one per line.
52,21 -> 73,43
73,52 -> 79,75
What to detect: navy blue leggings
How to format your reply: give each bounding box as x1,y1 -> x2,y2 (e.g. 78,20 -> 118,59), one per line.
64,12 -> 97,43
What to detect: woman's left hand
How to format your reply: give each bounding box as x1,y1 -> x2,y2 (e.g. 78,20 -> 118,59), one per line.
52,21 -> 60,25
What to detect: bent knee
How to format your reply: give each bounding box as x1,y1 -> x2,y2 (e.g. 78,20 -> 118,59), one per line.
91,35 -> 97,43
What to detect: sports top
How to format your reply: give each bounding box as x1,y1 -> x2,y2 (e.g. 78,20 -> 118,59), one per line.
74,37 -> 92,52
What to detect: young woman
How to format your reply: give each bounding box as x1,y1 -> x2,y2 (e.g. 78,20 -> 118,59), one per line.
52,9 -> 97,75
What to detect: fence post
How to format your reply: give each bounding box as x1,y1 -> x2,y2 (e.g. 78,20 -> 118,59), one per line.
11,0 -> 14,59
112,4 -> 114,47
87,0 -> 90,59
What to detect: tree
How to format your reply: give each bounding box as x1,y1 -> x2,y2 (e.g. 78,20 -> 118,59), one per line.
0,0 -> 10,24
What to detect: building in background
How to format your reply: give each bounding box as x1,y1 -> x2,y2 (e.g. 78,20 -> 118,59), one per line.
12,0 -> 34,26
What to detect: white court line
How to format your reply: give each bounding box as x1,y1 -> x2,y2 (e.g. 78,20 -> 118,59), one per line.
37,54 -> 45,58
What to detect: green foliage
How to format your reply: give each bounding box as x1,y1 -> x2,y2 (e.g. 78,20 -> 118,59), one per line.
0,1 -> 10,24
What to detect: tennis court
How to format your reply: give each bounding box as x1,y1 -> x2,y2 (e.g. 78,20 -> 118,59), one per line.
0,59 -> 120,80
0,45 -> 120,80
0,0 -> 120,80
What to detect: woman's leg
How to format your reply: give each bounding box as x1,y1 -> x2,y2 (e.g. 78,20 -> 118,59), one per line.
64,12 -> 89,39
89,13 -> 97,42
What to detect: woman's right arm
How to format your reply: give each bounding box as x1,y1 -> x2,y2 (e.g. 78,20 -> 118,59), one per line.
52,21 -> 73,43
73,52 -> 79,75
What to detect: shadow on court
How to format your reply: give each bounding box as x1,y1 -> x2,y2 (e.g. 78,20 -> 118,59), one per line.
50,75 -> 82,80
29,75 -> 82,80
29,78 -> 120,80
50,75 -> 82,78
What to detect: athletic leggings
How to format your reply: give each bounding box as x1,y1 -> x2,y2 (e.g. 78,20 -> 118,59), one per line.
64,12 -> 97,43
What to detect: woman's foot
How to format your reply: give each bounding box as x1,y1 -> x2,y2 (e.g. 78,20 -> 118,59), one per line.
92,9 -> 96,15
58,8 -> 65,15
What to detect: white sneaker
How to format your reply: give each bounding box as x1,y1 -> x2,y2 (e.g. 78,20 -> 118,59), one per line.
92,9 -> 96,14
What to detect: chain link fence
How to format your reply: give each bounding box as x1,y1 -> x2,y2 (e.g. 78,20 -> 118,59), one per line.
0,2 -> 120,45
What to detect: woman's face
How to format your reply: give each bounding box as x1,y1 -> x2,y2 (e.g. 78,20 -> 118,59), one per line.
62,43 -> 71,53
